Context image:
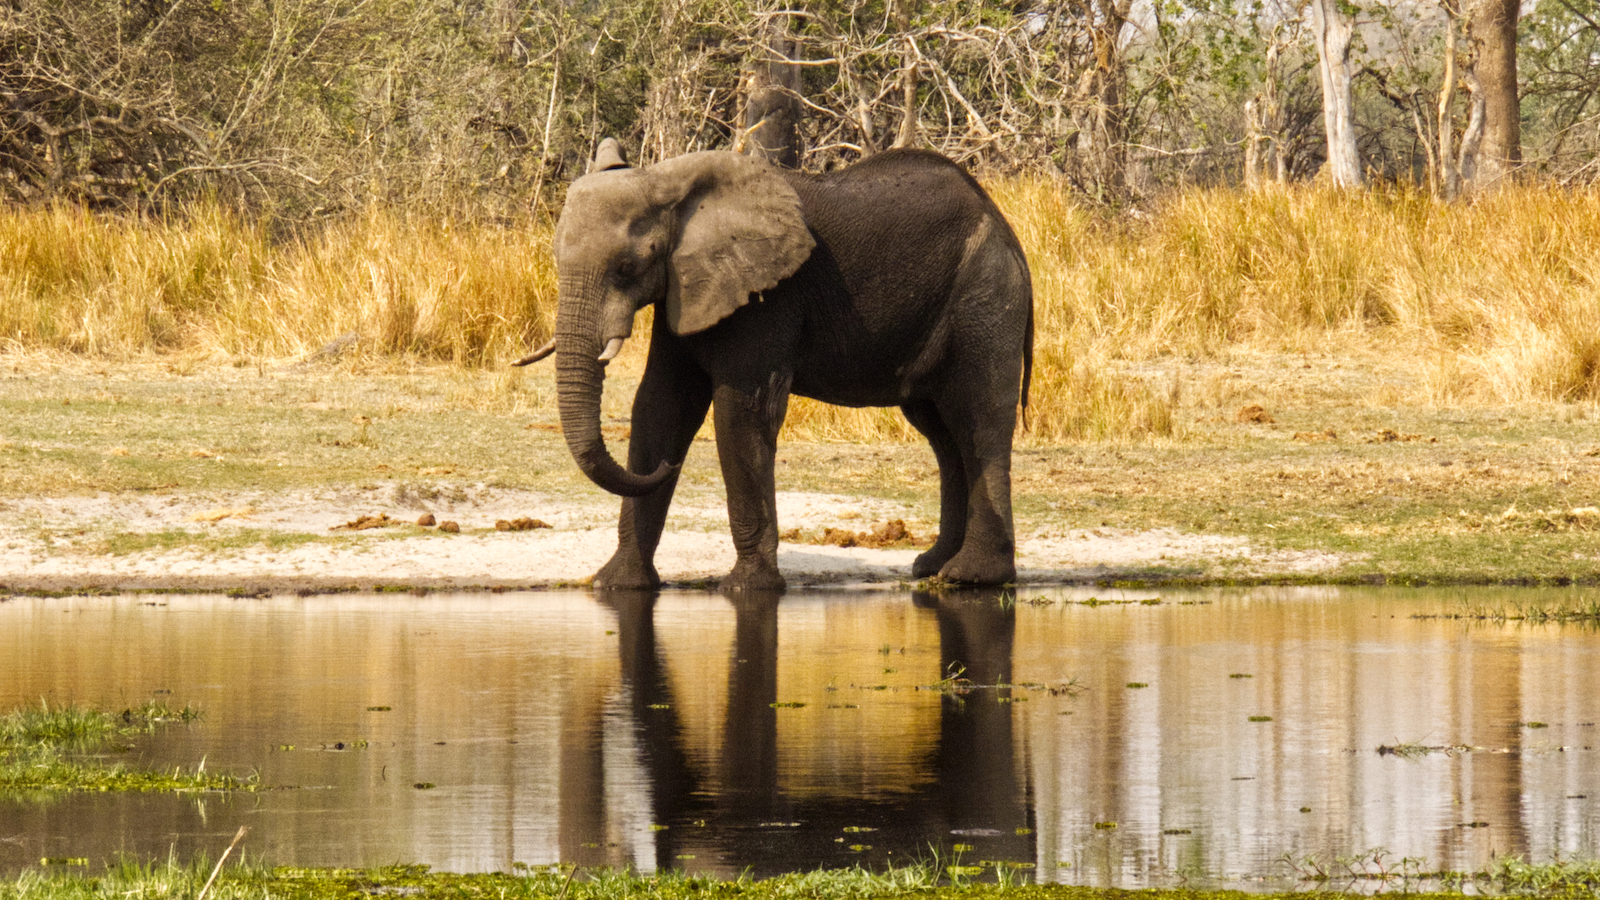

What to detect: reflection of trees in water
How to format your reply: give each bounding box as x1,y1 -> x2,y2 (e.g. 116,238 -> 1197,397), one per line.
1023,599 -> 1543,886
1,591 -> 1589,881
581,588 -> 1033,876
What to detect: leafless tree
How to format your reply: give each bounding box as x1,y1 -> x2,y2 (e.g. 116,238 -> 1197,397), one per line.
1310,0 -> 1362,185
0,0 -> 1583,217
740,11 -> 804,167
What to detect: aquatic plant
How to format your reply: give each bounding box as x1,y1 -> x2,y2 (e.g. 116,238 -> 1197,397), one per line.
1280,847 -> 1600,893
10,851 -> 1600,900
1414,596 -> 1600,624
0,700 -> 255,794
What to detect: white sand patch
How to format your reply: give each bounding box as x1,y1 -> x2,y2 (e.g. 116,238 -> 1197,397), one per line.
0,489 -> 1353,593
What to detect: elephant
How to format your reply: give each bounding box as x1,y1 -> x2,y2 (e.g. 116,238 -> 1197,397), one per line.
521,139 -> 1032,593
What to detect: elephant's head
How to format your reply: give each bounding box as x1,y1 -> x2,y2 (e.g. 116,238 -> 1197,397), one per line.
544,139 -> 815,497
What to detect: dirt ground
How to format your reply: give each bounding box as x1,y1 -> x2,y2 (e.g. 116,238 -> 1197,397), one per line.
0,484 -> 1337,593
1,350 -> 1595,595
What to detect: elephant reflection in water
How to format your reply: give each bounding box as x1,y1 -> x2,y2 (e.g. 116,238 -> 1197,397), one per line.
558,588 -> 1031,875
558,590 -> 700,868
917,589 -> 1033,843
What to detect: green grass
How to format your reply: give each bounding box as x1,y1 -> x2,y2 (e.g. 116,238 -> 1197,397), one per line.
0,701 -> 257,794
0,699 -> 199,745
90,528 -> 333,557
1279,849 -> 1600,893
7,856 -> 1600,900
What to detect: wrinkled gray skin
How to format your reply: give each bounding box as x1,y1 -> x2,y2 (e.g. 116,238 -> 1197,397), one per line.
542,139 -> 1032,593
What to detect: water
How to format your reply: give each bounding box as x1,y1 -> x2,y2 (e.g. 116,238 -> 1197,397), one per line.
0,586 -> 1597,888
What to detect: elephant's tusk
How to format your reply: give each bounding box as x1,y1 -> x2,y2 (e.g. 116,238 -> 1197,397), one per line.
511,340 -> 556,366
598,337 -> 625,362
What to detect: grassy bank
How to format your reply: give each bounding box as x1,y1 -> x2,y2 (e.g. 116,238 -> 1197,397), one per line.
0,701 -> 254,793
1,184 -> 1596,443
7,856 -> 1600,900
3,184 -> 1599,588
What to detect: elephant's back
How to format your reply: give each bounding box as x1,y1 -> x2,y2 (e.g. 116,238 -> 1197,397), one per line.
782,151 -> 1028,407
787,150 -> 1011,244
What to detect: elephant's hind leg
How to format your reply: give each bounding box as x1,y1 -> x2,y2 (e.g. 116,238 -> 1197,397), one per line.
924,242 -> 1027,586
934,397 -> 1018,586
902,399 -> 967,578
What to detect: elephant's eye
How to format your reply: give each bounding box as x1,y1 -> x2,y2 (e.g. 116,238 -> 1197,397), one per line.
612,253 -> 648,284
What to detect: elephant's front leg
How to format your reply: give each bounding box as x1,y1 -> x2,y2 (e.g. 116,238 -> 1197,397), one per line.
712,375 -> 792,593
593,341 -> 713,591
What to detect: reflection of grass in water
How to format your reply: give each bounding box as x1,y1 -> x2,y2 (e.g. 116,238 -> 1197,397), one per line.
924,663 -> 972,697
0,700 -> 257,794
1022,595 -> 1165,608
1375,741 -> 1440,759
921,665 -> 1083,700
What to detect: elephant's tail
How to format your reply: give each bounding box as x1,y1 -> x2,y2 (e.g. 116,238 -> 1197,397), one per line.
1019,288 -> 1034,431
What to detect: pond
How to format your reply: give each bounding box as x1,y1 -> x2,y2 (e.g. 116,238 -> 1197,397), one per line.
0,586 -> 1596,889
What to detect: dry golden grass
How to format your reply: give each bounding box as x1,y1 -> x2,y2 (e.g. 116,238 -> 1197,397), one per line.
2,181 -> 1597,444
0,204 -> 555,364
985,179 -> 1600,442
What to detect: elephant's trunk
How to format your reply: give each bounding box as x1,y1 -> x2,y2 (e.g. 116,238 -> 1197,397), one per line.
555,268 -> 673,497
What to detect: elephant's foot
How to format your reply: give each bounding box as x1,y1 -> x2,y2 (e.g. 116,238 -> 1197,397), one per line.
720,557 -> 787,595
912,540 -> 961,579
593,554 -> 661,591
937,546 -> 1016,586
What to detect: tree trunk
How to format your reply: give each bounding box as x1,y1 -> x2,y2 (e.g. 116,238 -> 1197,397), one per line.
1262,41 -> 1286,184
1244,96 -> 1264,188
741,15 -> 804,168
890,0 -> 919,149
1437,3 -> 1462,198
894,51 -> 920,149
1463,0 -> 1520,189
1311,0 -> 1361,187
1458,69 -> 1487,186
1072,0 -> 1133,197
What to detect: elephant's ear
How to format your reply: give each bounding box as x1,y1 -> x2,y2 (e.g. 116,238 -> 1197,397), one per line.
589,138 -> 630,173
649,151 -> 814,336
